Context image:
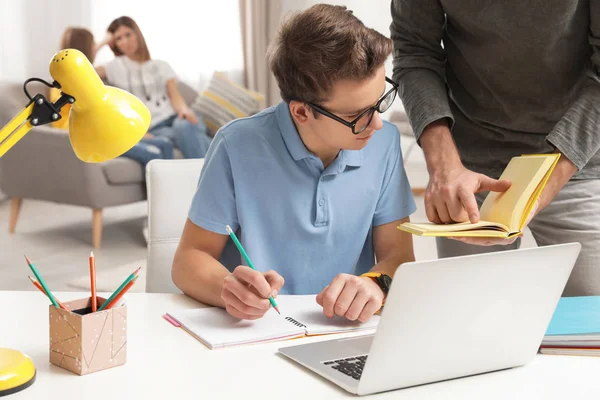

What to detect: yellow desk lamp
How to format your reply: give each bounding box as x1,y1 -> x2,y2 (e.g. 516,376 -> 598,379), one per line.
0,48 -> 150,161
0,49 -> 150,396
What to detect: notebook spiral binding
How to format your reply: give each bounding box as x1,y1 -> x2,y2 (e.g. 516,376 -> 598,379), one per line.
285,316 -> 307,328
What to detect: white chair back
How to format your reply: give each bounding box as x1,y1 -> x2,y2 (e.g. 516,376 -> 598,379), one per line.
146,159 -> 203,293
146,159 -> 241,293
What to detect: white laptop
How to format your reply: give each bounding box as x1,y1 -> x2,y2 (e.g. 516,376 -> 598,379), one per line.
278,242 -> 581,395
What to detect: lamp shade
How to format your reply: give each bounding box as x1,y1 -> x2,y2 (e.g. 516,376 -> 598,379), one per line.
0,348 -> 36,396
49,49 -> 151,163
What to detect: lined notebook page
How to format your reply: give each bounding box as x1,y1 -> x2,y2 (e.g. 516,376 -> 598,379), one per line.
168,295 -> 381,349
169,306 -> 305,349
280,295 -> 380,335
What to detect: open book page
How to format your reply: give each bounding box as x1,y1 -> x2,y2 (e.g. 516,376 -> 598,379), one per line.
167,295 -> 380,349
399,220 -> 510,236
398,154 -> 559,237
479,154 -> 560,232
279,295 -> 380,335
168,305 -> 305,349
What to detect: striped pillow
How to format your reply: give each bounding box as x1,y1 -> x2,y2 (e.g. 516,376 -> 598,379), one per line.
191,72 -> 264,136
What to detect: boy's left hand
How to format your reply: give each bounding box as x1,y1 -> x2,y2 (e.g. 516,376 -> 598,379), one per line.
316,274 -> 384,322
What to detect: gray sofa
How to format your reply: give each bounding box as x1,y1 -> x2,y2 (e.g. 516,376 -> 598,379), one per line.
0,80 -> 197,248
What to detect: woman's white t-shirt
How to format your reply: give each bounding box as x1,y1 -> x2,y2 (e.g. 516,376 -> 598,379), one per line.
104,56 -> 177,128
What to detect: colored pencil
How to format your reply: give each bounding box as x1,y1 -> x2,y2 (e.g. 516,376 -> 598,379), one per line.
98,267 -> 141,311
24,255 -> 59,308
225,225 -> 280,314
90,250 -> 97,312
103,276 -> 138,310
28,276 -> 69,311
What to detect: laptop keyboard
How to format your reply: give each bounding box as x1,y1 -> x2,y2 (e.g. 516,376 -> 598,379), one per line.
323,355 -> 368,380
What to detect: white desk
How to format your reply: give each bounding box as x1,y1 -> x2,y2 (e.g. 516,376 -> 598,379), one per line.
3,291 -> 600,399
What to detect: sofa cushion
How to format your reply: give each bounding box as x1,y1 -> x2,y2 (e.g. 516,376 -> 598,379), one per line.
190,72 -> 264,136
102,157 -> 144,185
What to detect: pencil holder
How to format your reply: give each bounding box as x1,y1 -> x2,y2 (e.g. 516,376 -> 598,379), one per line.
48,296 -> 127,375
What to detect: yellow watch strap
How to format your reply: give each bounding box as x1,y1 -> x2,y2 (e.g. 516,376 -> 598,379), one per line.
360,272 -> 382,278
360,272 -> 386,313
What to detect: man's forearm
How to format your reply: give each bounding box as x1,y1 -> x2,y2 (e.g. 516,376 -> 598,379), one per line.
172,248 -> 231,307
419,119 -> 463,174
537,153 -> 577,211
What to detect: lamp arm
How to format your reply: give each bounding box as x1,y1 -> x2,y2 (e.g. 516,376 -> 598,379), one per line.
0,103 -> 34,158
0,78 -> 75,158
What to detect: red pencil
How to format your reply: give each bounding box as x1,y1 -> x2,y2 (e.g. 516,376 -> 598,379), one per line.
28,276 -> 69,311
90,250 -> 97,312
103,276 -> 138,310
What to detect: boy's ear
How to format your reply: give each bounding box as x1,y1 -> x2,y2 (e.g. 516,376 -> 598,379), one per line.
289,101 -> 312,125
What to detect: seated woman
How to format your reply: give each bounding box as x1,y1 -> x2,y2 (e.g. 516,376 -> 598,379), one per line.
96,16 -> 211,159
51,27 -> 174,168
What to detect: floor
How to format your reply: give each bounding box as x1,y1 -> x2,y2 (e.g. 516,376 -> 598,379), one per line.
0,199 -> 148,292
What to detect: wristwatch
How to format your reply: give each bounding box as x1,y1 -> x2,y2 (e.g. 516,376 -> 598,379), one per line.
360,272 -> 392,296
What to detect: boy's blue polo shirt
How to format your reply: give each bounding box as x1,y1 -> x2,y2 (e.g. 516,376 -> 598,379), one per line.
188,102 -> 416,294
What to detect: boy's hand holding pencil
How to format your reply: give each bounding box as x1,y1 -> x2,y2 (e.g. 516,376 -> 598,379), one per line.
222,225 -> 284,320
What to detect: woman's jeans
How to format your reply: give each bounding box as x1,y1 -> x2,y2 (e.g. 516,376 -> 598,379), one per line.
148,114 -> 211,159
122,114 -> 212,167
123,136 -> 174,168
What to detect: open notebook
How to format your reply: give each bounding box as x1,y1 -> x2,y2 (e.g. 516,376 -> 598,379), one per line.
166,295 -> 380,349
398,154 -> 561,238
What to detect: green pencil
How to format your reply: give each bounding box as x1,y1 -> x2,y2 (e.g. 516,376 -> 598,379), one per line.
98,267 -> 141,311
225,225 -> 280,314
24,255 -> 59,308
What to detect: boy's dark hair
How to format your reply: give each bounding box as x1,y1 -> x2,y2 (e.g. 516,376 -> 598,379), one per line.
267,4 -> 393,104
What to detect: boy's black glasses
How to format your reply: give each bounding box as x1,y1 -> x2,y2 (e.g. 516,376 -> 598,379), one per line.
308,77 -> 399,134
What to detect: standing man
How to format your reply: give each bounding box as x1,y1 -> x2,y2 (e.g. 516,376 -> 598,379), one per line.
391,0 -> 600,295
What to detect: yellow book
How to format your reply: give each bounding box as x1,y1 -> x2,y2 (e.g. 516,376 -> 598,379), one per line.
398,153 -> 561,238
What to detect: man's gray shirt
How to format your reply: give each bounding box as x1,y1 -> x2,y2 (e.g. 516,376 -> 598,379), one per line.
391,0 -> 600,179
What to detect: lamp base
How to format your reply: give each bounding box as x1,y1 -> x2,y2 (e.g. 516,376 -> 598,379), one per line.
0,348 -> 36,397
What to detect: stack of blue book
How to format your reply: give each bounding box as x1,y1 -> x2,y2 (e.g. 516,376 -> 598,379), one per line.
540,296 -> 600,356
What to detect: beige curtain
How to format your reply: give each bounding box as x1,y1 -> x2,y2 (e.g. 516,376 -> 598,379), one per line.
239,0 -> 282,108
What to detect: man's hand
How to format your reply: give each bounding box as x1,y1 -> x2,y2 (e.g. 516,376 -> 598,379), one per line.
316,274 -> 384,323
221,266 -> 284,320
419,120 -> 511,224
426,163 -> 511,224
177,107 -> 199,124
450,200 -> 538,246
449,153 -> 577,246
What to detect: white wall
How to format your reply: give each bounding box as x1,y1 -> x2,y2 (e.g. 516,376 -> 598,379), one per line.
0,0 -> 242,90
0,0 -> 26,82
282,0 -> 393,44
90,0 -> 244,90
0,0 -> 90,83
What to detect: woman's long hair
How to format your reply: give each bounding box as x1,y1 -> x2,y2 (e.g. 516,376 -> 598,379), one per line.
107,16 -> 151,61
60,27 -> 96,63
